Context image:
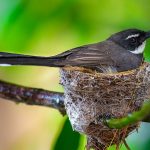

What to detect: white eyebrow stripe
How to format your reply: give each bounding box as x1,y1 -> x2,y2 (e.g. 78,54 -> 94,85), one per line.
126,34 -> 139,40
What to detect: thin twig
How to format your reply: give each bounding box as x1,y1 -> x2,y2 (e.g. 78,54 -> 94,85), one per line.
0,80 -> 66,115
123,140 -> 131,150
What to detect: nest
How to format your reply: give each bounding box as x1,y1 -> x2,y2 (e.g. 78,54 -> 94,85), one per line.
60,63 -> 150,150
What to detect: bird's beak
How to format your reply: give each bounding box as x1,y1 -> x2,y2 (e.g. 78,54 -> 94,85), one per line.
145,31 -> 150,39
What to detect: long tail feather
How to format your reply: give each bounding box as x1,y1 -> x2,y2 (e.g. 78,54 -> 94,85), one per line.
0,52 -> 64,67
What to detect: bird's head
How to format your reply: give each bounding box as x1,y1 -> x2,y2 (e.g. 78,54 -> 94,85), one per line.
108,29 -> 150,54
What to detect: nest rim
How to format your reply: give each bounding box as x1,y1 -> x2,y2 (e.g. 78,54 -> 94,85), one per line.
62,62 -> 149,77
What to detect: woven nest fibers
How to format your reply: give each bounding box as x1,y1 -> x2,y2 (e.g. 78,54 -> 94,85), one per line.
60,63 -> 150,150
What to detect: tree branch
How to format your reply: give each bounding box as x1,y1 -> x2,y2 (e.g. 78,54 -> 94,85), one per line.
0,80 -> 66,115
0,79 -> 150,124
106,101 -> 150,129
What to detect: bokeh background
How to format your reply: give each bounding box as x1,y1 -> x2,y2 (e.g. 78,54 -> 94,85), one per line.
0,0 -> 150,150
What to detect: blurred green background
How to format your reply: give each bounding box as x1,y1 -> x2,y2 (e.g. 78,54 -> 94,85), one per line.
0,0 -> 150,150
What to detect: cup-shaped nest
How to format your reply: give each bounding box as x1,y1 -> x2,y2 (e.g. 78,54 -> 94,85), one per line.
60,63 -> 150,150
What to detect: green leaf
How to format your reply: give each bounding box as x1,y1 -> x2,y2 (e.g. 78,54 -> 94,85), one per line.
53,117 -> 81,150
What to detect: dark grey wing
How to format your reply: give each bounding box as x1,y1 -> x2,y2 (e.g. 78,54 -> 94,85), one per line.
52,42 -> 116,72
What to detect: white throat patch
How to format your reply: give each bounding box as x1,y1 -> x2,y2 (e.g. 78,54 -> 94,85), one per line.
130,41 -> 146,54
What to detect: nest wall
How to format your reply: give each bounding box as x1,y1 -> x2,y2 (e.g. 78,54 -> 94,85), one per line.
60,63 -> 150,149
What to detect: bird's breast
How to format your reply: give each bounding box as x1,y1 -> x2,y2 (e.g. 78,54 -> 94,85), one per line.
114,52 -> 143,72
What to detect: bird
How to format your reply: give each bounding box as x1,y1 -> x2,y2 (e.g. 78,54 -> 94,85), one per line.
0,28 -> 150,73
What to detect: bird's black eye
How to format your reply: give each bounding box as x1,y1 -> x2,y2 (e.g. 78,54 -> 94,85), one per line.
130,38 -> 137,43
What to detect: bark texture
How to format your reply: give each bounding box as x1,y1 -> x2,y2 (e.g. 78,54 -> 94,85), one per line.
0,81 -> 65,115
